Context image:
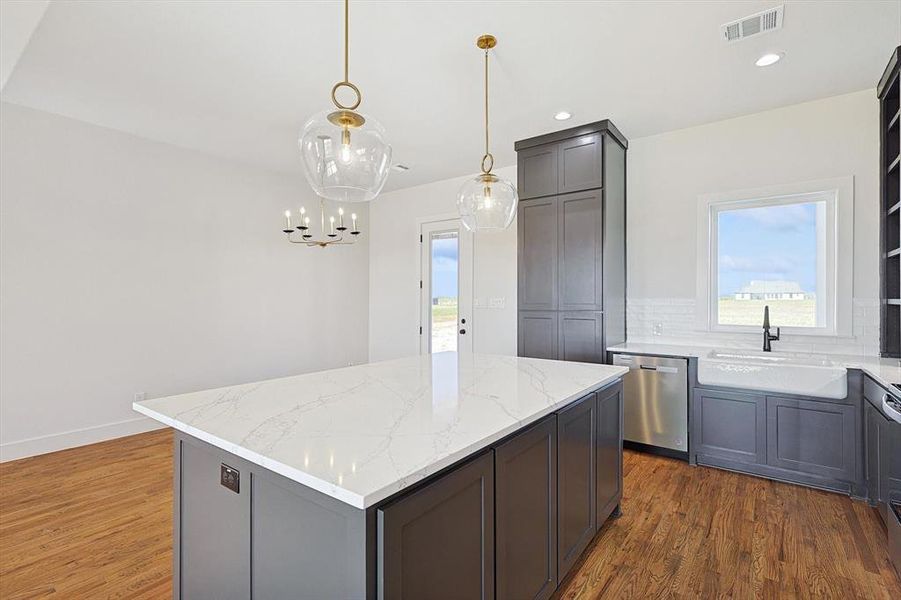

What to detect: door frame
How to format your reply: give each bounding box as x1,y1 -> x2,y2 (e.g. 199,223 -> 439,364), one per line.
418,215 -> 474,354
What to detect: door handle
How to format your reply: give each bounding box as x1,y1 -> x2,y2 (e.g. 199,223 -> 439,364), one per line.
459,329 -> 467,335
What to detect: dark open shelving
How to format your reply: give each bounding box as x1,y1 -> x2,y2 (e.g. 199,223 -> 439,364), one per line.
880,46 -> 901,357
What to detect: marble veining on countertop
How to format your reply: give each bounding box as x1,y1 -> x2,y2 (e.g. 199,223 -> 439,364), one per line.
607,341 -> 901,392
134,353 -> 627,509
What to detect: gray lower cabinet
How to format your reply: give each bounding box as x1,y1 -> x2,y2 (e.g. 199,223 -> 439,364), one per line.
559,311 -> 604,363
866,401 -> 884,503
494,416 -> 557,600
765,396 -> 856,481
884,413 -> 901,503
693,389 -> 766,465
518,311 -> 558,359
693,385 -> 864,496
377,451 -> 495,600
179,441 -> 251,600
557,392 -> 597,577
596,383 -> 623,524
861,376 -> 901,505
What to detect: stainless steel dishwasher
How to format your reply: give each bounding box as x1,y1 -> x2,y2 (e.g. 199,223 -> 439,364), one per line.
611,353 -> 689,457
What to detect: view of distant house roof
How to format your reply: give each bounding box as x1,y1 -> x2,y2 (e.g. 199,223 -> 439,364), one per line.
738,280 -> 804,294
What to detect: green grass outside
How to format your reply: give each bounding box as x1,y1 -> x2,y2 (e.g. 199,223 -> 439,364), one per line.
431,297 -> 458,324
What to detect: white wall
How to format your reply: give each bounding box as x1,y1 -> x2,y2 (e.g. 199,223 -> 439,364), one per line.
626,89 -> 880,354
368,166 -> 517,361
0,102 -> 369,460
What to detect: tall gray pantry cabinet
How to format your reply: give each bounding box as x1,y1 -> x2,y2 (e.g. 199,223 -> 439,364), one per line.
516,121 -> 627,363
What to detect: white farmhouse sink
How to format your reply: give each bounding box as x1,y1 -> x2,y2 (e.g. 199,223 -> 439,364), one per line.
697,350 -> 848,399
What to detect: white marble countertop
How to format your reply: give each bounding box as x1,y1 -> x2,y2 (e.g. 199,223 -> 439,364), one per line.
607,342 -> 901,393
134,353 -> 627,509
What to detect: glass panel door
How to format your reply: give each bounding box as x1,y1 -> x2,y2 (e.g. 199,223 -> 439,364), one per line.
429,231 -> 459,352
420,219 -> 473,354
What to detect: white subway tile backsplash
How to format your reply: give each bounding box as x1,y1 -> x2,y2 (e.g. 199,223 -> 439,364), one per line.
626,297 -> 880,357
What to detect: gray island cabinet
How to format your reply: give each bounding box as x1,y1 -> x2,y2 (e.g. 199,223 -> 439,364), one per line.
135,353 -> 626,600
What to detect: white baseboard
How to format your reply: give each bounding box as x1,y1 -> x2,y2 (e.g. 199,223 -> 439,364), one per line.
0,416 -> 165,462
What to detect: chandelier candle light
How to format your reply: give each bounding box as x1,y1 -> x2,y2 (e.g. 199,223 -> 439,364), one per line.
456,34 -> 518,232
297,0 -> 392,204
282,198 -> 360,248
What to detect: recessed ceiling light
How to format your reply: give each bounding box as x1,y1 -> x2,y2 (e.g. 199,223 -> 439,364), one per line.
554,111 -> 572,121
755,52 -> 783,67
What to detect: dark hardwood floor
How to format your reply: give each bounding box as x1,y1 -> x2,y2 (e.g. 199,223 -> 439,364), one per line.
1,429 -> 898,598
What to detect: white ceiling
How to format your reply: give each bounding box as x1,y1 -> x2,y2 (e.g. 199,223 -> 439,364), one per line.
2,1 -> 899,191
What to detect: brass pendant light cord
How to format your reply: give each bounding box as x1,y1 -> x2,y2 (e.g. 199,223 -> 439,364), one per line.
484,48 -> 489,162
344,0 -> 349,83
477,36 -> 495,175
331,0 -> 361,111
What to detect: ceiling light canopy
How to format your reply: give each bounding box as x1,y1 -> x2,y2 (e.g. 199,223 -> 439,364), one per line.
457,34 -> 518,232
298,0 -> 392,203
755,52 -> 783,67
554,111 -> 572,121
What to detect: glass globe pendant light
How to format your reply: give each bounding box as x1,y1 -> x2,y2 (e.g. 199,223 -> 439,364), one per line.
298,0 -> 391,203
457,34 -> 518,232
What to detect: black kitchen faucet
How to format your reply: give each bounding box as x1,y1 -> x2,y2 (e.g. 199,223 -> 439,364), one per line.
763,305 -> 780,352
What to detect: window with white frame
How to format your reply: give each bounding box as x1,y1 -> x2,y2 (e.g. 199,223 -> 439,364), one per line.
697,178 -> 854,337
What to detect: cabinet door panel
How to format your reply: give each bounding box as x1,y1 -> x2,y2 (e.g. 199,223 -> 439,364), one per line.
179,441 -> 251,600
883,415 -> 901,503
378,452 -> 494,600
558,311 -> 604,364
558,190 -> 603,311
693,390 -> 766,465
495,417 -> 557,600
865,402 -> 883,503
518,311 -> 558,360
557,393 -> 597,577
765,397 -> 856,481
518,144 -> 558,200
558,134 -> 602,194
596,383 -> 623,524
518,197 -> 558,310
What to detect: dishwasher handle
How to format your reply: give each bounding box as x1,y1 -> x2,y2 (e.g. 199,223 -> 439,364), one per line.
639,365 -> 680,374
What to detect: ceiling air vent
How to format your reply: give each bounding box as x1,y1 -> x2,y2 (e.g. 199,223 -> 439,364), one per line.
722,5 -> 784,42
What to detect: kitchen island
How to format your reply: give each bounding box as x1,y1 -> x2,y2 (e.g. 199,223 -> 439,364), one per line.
134,352 -> 627,600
